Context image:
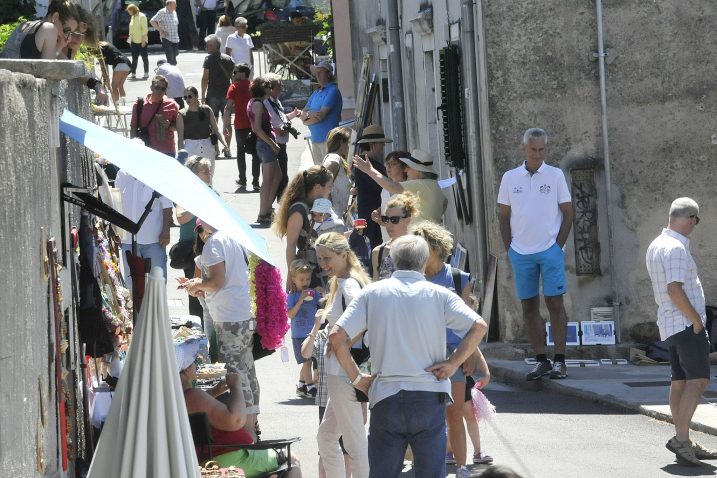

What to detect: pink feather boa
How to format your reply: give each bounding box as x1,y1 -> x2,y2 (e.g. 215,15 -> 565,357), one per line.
253,259 -> 289,350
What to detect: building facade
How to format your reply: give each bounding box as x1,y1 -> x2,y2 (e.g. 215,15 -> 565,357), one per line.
333,0 -> 717,346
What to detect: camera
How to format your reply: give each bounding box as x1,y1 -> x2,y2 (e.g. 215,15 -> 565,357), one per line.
282,122 -> 300,139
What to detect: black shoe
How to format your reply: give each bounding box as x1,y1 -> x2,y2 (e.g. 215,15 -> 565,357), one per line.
252,182 -> 261,192
526,360 -> 552,381
549,360 -> 568,379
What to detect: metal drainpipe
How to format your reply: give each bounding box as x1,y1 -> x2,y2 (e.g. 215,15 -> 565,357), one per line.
595,0 -> 621,341
461,0 -> 488,282
387,0 -> 407,149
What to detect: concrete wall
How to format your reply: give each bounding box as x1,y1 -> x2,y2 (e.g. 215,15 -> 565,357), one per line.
0,61 -> 92,476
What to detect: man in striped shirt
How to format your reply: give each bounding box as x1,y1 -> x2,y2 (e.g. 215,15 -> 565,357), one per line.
646,197 -> 716,466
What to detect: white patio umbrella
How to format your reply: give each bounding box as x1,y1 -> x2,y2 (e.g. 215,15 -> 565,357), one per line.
59,109 -> 274,265
87,267 -> 199,478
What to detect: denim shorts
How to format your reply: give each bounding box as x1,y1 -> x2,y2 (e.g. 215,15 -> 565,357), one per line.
446,344 -> 465,383
666,325 -> 711,381
508,242 -> 566,299
292,336 -> 308,364
255,140 -> 278,164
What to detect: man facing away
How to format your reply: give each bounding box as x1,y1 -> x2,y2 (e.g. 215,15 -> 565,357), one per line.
646,197 -> 716,466
497,127 -> 573,380
329,235 -> 487,478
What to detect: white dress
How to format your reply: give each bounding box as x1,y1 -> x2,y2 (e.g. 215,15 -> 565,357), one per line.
323,153 -> 352,218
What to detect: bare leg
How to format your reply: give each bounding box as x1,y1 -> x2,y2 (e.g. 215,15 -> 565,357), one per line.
446,380 -> 467,466
671,379 -> 709,442
111,70 -> 129,102
300,360 -> 313,385
521,296 -> 545,355
259,161 -> 281,216
545,295 -> 568,355
463,400 -> 481,455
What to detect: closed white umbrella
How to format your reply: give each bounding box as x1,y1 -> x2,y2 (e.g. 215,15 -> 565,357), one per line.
87,267 -> 199,478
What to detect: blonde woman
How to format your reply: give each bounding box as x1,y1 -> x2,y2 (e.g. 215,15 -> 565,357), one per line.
315,232 -> 371,478
126,3 -> 149,79
322,127 -> 352,220
371,192 -> 419,280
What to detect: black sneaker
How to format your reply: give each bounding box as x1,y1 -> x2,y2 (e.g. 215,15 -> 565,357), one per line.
549,360 -> 568,379
526,360 -> 552,381
296,384 -> 307,398
307,386 -> 317,398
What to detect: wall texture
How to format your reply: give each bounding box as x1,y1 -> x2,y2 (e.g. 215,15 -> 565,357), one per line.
0,63 -> 92,477
481,0 -> 717,343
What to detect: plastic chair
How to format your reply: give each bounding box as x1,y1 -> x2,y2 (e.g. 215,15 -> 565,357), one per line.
188,412 -> 301,478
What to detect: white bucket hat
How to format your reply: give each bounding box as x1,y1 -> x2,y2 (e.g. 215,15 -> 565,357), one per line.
397,149 -> 436,174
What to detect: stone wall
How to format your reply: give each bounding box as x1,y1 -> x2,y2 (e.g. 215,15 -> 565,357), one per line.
481,0 -> 717,343
0,61 -> 92,477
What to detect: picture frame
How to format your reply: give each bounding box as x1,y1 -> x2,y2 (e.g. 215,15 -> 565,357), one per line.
546,322 -> 580,346
581,320 -> 616,345
450,242 -> 468,270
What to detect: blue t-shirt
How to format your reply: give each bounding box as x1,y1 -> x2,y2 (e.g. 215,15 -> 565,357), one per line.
286,290 -> 323,338
305,83 -> 342,143
426,264 -> 469,346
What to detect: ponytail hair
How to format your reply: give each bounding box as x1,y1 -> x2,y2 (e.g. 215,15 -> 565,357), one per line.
272,165 -> 333,237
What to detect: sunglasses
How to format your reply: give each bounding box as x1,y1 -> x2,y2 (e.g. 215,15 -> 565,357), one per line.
381,215 -> 407,224
195,226 -> 204,234
184,94 -> 194,100
151,84 -> 167,91
690,215 -> 700,224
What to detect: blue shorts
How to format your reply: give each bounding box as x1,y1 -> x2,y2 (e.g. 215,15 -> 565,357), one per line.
255,140 -> 278,164
446,344 -> 465,383
508,243 -> 566,299
292,336 -> 308,364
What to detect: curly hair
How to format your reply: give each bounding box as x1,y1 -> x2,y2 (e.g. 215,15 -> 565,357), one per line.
272,165 -> 334,237
184,155 -> 212,175
386,191 -> 420,218
314,232 -> 370,311
409,220 -> 454,261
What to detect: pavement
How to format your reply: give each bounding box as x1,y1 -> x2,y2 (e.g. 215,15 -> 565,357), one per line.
488,358 -> 717,437
118,50 -> 717,477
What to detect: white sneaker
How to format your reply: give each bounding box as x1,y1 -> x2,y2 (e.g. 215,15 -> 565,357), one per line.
456,466 -> 473,478
129,73 -> 136,80
142,73 -> 148,79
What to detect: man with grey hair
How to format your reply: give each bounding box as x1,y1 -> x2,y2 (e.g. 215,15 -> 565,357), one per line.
150,0 -> 180,65
498,127 -> 574,381
646,197 -> 716,465
201,34 -> 234,129
329,235 -> 487,477
225,17 -> 254,68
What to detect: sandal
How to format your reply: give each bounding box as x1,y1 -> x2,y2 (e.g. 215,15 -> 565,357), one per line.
256,214 -> 272,225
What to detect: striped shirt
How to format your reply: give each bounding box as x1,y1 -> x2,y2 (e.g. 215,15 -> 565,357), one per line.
645,228 -> 706,340
150,8 -> 179,43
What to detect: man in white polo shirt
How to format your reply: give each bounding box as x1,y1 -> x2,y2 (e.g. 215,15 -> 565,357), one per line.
329,235 -> 487,478
646,197 -> 716,466
497,128 -> 573,381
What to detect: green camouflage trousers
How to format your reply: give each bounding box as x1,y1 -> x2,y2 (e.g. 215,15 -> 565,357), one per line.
215,320 -> 260,414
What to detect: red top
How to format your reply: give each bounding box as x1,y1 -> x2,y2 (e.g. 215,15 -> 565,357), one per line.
130,94 -> 179,155
198,426 -> 254,460
226,80 -> 251,130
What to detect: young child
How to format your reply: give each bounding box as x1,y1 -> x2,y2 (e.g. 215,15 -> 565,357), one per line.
286,259 -> 322,398
347,218 -> 371,273
311,197 -> 345,234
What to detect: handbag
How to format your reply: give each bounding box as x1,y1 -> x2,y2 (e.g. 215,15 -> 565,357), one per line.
245,130 -> 258,156
252,331 -> 275,360
169,240 -> 195,269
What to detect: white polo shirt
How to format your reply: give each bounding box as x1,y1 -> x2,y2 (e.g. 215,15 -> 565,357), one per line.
336,270 -> 480,407
645,228 -> 706,340
497,161 -> 571,255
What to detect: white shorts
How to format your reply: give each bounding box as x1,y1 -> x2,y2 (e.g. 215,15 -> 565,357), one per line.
114,63 -> 131,72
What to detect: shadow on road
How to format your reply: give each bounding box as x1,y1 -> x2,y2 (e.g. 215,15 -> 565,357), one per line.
485,387 -> 638,416
660,462 -> 717,476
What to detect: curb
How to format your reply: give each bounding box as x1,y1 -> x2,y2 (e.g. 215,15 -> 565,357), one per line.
490,363 -> 717,437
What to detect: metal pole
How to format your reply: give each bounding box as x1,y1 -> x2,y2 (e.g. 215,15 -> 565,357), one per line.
595,0 -> 621,341
386,0 -> 407,149
461,0 -> 488,282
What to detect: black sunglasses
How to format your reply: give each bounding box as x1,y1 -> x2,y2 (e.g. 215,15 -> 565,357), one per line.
381,215 -> 407,224
195,226 -> 204,234
184,94 -> 194,100
690,215 -> 700,224
151,84 -> 167,91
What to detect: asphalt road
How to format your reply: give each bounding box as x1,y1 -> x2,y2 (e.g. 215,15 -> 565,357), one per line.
117,51 -> 717,478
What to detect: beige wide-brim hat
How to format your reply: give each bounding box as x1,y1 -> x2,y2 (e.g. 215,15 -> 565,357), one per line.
355,124 -> 393,144
310,61 -> 334,77
397,149 -> 436,174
